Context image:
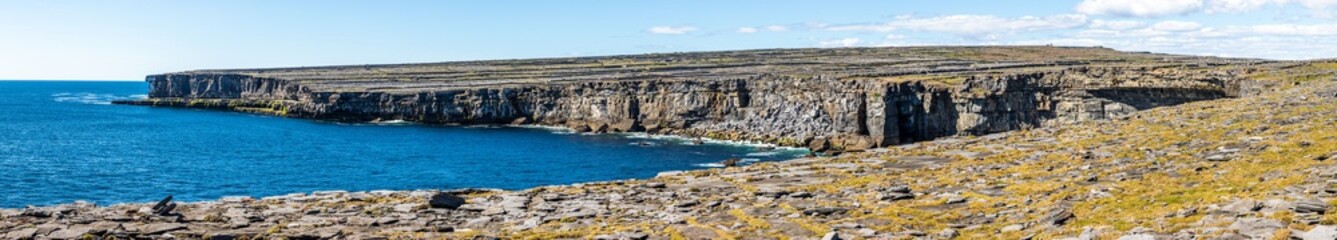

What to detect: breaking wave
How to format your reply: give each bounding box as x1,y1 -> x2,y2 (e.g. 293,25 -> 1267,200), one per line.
52,93 -> 144,105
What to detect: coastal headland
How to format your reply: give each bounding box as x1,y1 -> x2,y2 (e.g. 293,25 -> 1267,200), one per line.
3,46 -> 1335,239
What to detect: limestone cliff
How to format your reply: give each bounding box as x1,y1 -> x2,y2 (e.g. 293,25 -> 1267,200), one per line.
116,46 -> 1264,151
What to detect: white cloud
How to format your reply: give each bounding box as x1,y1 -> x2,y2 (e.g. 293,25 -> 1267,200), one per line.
827,14 -> 1089,38
1291,0 -> 1337,16
1076,0 -> 1204,17
1241,23 -> 1337,35
1150,20 -> 1204,31
1208,0 -> 1275,12
737,25 -> 790,34
1076,0 -> 1337,17
1207,0 -> 1337,15
819,38 -> 862,47
1293,0 -> 1337,9
647,26 -> 698,35
1060,20 -> 1337,59
1091,19 -> 1145,30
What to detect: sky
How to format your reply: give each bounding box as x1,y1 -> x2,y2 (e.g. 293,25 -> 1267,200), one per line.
2,0 -> 1336,80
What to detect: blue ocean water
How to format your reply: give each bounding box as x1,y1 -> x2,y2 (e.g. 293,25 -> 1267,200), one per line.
0,81 -> 806,208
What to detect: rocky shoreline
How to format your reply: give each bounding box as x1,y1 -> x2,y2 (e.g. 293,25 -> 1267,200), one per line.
8,47 -> 1336,239
7,73 -> 1337,239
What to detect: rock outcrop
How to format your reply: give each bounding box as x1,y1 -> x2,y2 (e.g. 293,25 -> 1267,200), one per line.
115,46 -> 1261,151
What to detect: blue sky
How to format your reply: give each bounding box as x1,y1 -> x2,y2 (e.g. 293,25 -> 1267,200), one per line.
2,0 -> 1336,80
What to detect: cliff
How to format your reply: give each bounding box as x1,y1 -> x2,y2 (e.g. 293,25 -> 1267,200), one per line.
12,61 -> 1336,239
115,46 -> 1266,151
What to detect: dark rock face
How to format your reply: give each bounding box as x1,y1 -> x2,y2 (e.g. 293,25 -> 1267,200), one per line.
115,47 -> 1252,151
429,193 -> 465,209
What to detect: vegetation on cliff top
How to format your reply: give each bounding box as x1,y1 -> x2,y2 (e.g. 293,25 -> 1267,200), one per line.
163,46 -> 1263,93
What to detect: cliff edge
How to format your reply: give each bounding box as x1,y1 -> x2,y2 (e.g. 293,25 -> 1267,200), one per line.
114,46 -> 1265,152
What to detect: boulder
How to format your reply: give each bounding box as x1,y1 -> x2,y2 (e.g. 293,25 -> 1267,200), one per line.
880,185 -> 915,201
1297,225 -> 1337,240
429,192 -> 466,209
938,228 -> 959,239
1046,208 -> 1075,226
844,136 -> 876,152
1294,199 -> 1330,214
1203,153 -> 1231,162
808,138 -> 831,152
1218,200 -> 1262,215
821,232 -> 842,240
721,158 -> 740,167
1228,218 -> 1284,239
801,207 -> 847,216
1317,151 -> 1337,161
151,195 -> 177,216
881,192 -> 914,201
887,185 -> 912,193
755,188 -> 790,198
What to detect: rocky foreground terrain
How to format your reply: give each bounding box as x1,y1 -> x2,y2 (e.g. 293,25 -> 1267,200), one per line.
5,47 -> 1334,239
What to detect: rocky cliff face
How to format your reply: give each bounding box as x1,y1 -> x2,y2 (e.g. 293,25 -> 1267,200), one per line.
121,69 -> 1240,152
116,47 -> 1261,152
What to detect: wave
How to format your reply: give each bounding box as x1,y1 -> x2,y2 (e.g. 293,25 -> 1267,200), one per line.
368,119 -> 414,126
621,132 -> 809,153
693,158 -> 763,168
746,151 -> 781,157
504,125 -> 804,155
52,92 -> 141,105
507,124 -> 577,134
693,163 -> 726,168
462,124 -> 502,129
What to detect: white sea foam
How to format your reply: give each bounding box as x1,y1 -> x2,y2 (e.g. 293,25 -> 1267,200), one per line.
369,119 -> 413,125
506,125 -> 810,155
508,124 -> 576,133
694,163 -> 726,168
52,92 -> 136,105
463,124 -> 502,129
627,141 -> 658,146
621,132 -> 808,152
746,151 -> 781,157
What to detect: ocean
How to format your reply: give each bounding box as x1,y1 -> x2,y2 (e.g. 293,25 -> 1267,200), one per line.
0,81 -> 806,208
